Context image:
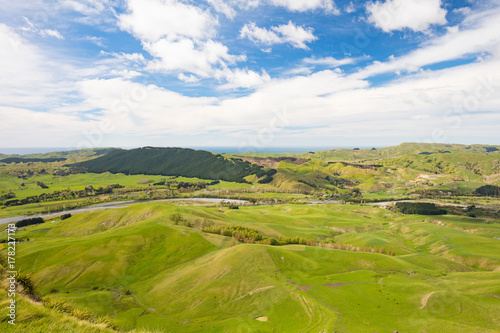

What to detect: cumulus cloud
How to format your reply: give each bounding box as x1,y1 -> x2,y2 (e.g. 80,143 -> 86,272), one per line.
42,54 -> 499,146
118,0 -> 268,89
240,22 -> 282,45
217,68 -> 271,89
118,0 -> 217,41
145,38 -> 246,78
240,21 -> 317,49
366,0 -> 447,33
2,0 -> 500,148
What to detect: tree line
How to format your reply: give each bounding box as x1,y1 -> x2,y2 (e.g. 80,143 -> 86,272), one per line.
2,184 -> 124,207
395,202 -> 447,215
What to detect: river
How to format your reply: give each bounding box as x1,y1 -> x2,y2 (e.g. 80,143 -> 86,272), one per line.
0,198 -> 249,226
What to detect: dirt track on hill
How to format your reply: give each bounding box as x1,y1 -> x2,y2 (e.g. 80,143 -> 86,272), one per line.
419,291 -> 441,309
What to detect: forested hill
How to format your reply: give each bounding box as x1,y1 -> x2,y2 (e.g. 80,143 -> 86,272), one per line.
68,147 -> 270,182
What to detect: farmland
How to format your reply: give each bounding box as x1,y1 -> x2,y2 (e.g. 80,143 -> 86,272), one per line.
1,144 -> 500,332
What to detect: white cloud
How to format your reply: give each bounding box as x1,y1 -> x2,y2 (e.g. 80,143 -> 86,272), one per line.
240,22 -> 282,45
366,0 -> 447,33
206,0 -> 237,19
206,0 -> 339,17
178,73 -> 200,83
64,56 -> 500,143
91,51 -> 147,79
356,6 -> 500,78
59,0 -> 110,15
273,21 -> 318,49
3,48 -> 500,146
58,0 -> 119,26
39,29 -> 64,39
453,7 -> 471,16
118,0 -> 217,42
84,36 -> 105,47
345,1 -> 355,13
240,21 -> 317,49
108,69 -> 142,79
207,0 -> 260,18
283,66 -> 312,76
100,51 -> 146,64
18,17 -> 64,40
303,56 -> 366,67
0,24 -> 74,108
145,39 -> 243,77
217,68 -> 271,89
269,0 -> 339,14
117,0 -> 268,89
0,106 -> 88,147
3,0 -> 500,147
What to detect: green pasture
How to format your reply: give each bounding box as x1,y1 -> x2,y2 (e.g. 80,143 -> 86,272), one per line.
1,202 -> 499,332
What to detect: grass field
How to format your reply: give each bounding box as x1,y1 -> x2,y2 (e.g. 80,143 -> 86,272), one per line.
1,202 -> 499,332
1,143 -> 500,332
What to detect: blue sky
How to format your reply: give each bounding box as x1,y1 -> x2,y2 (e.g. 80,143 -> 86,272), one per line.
0,0 -> 499,150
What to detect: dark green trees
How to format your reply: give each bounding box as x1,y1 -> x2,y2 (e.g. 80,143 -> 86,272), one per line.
474,185 -> 499,197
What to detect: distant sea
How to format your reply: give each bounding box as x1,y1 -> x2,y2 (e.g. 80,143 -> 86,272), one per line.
0,146 -> 375,155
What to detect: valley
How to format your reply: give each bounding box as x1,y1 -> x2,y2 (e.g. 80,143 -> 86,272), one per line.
1,143 -> 500,332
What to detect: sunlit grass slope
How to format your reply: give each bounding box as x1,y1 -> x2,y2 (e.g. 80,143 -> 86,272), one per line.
1,202 -> 499,332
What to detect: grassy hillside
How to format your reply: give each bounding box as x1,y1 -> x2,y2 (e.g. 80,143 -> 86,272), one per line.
0,148 -> 117,161
1,143 -> 500,332
231,143 -> 500,198
69,147 -> 273,183
1,202 -> 499,332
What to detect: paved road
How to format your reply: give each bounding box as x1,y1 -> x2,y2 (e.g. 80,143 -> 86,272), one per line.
0,198 -> 250,226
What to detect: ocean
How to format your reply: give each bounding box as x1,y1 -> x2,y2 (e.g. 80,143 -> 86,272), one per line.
0,146 -> 374,155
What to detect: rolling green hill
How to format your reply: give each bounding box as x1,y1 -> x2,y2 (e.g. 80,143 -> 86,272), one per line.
1,202 -> 499,332
231,143 -> 500,198
68,147 -> 273,183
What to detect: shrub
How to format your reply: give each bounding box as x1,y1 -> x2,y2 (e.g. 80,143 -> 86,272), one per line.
15,217 -> 44,228
474,185 -> 499,197
396,202 -> 447,215
36,181 -> 49,189
16,272 -> 36,295
169,213 -> 184,225
258,175 -> 274,184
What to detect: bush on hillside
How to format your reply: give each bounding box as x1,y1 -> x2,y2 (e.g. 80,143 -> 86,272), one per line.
258,175 -> 274,184
15,217 -> 45,228
474,185 -> 499,197
396,202 -> 447,215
